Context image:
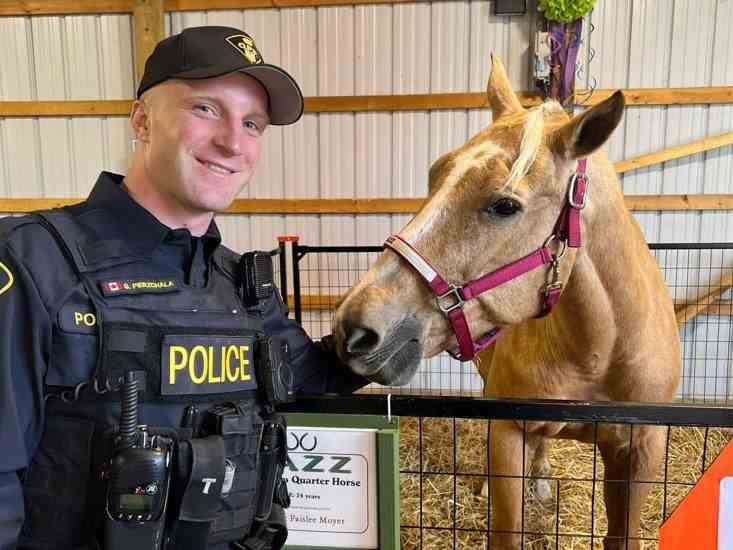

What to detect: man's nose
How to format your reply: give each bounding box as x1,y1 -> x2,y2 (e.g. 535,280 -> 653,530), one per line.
214,123 -> 243,156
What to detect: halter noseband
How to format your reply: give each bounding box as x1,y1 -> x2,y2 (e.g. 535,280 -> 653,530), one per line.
384,159 -> 589,362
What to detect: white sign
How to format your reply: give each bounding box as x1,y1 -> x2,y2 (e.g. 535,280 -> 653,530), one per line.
285,427 -> 378,548
720,477 -> 733,550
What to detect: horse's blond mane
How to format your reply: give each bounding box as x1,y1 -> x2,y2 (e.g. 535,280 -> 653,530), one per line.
503,100 -> 564,192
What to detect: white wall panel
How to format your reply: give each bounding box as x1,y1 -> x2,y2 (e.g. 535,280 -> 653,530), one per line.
430,1 -> 470,93
0,18 -> 35,100
32,17 -> 67,99
392,112 -> 431,197
1,119 -> 43,196
392,3 -> 431,94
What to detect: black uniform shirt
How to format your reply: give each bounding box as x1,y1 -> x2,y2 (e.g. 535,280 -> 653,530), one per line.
0,172 -> 366,546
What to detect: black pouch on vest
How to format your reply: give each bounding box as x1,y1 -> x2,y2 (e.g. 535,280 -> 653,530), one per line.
18,416 -> 96,550
168,436 -> 226,550
256,336 -> 294,411
199,401 -> 263,545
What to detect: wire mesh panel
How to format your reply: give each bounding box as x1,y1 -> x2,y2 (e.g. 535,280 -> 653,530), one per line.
286,395 -> 733,550
651,244 -> 733,404
286,242 -> 733,402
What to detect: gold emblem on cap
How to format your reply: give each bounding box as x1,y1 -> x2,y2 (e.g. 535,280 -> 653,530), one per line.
226,34 -> 263,65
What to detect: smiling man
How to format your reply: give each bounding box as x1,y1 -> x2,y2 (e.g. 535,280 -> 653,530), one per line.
0,26 -> 366,550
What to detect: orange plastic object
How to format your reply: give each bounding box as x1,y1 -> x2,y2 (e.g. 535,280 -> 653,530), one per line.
659,438 -> 733,549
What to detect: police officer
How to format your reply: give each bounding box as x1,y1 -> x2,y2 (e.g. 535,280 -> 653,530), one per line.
0,26 -> 366,550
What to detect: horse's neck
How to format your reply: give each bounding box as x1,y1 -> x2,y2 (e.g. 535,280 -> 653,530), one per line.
550,162 -> 659,359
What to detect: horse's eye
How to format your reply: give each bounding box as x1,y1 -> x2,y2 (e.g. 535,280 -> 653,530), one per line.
485,197 -> 522,217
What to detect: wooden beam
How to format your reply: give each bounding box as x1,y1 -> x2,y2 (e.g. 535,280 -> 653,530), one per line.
0,100 -> 132,117
615,132 -> 733,174
133,0 -> 165,87
0,199 -> 82,211
287,294 -> 341,310
0,0 -> 424,14
0,1 -> 132,15
224,198 -> 424,214
2,87 -> 733,118
589,87 -> 733,106
302,87 -> 733,111
675,272 -> 733,325
165,0 -> 416,8
675,299 -> 732,318
623,195 -> 733,211
304,91 -> 542,112
3,194 -> 733,214
700,300 -> 733,317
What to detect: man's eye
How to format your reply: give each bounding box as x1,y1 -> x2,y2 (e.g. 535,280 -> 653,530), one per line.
195,104 -> 214,114
484,197 -> 522,217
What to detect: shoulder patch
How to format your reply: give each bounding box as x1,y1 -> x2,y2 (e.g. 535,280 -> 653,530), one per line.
0,261 -> 14,296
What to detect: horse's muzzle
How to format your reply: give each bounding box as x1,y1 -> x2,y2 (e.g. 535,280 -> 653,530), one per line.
339,318 -> 423,386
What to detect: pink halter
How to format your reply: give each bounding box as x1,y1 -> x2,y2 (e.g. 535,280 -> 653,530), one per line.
384,159 -> 588,362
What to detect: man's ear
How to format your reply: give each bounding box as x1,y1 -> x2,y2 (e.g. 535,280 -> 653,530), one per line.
551,91 -> 625,159
129,99 -> 151,143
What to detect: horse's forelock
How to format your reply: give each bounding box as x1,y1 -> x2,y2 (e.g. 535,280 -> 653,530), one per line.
503,101 -> 564,193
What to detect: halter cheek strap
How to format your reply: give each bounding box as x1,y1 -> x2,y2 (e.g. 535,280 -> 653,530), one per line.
384,159 -> 589,362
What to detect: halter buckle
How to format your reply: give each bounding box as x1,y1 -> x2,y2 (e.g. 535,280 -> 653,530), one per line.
436,286 -> 465,314
568,172 -> 588,209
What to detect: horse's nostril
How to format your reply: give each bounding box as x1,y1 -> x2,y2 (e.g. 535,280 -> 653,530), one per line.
345,325 -> 380,356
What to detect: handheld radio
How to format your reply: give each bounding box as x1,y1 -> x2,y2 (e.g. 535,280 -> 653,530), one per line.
105,372 -> 172,550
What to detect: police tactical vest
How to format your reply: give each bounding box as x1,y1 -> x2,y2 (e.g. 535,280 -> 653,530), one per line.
18,207 -> 268,550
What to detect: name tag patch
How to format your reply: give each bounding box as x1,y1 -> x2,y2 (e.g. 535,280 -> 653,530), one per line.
161,335 -> 257,396
100,278 -> 178,296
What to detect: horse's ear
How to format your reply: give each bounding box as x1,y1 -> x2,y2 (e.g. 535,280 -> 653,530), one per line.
486,54 -> 524,120
551,91 -> 625,159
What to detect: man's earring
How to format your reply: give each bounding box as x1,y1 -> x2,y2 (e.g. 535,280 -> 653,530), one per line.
131,138 -> 138,152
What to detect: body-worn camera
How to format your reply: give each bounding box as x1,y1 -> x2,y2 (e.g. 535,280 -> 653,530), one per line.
105,373 -> 172,550
257,336 -> 295,412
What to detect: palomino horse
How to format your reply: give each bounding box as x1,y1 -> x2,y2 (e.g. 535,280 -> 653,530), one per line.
334,55 -> 681,549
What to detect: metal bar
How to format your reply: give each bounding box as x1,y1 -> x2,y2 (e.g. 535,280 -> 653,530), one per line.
278,240 -> 288,315
295,244 -> 385,254
281,395 -> 733,426
648,242 -> 733,250
292,240 -> 303,325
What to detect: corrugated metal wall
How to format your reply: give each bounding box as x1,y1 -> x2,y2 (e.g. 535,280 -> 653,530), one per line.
1,0 -> 731,398
2,1 -> 731,246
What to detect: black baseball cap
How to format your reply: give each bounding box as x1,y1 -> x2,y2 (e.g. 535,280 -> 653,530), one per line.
137,26 -> 304,125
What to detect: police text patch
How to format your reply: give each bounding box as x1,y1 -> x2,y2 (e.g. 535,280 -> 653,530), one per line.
59,304 -> 97,334
161,335 -> 257,396
100,278 -> 178,296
